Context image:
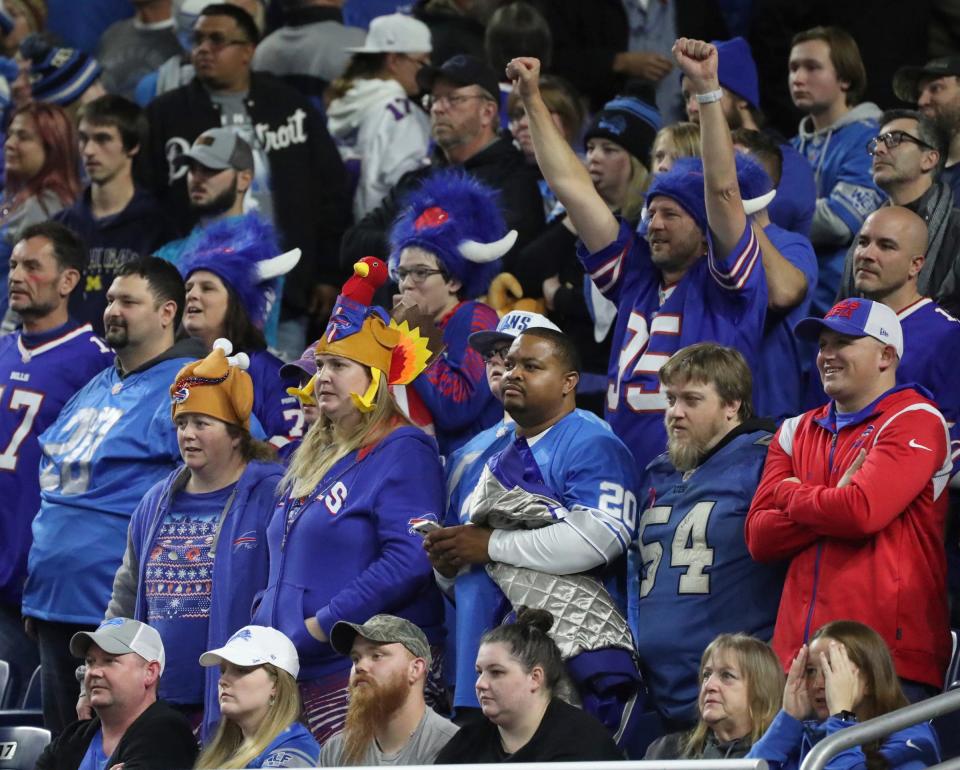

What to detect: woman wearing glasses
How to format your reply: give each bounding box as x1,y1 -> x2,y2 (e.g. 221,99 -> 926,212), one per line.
328,14 -> 433,219
387,170 -> 510,455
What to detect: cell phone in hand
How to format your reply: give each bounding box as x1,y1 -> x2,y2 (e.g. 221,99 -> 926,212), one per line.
410,518 -> 441,537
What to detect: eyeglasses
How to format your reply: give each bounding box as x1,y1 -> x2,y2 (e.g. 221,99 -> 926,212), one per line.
482,344 -> 512,363
191,31 -> 251,50
866,130 -> 936,155
392,266 -> 446,284
421,93 -> 491,111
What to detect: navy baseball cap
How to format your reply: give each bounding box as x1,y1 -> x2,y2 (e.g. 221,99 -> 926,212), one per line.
417,54 -> 499,101
794,298 -> 903,357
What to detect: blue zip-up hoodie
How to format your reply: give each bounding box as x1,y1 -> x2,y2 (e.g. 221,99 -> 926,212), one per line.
112,459 -> 283,739
748,709 -> 940,770
792,102 -> 885,315
252,426 -> 445,681
249,722 -> 320,768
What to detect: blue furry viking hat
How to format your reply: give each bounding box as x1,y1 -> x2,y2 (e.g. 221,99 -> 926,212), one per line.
388,171 -> 517,299
644,153 -> 775,233
177,217 -> 301,327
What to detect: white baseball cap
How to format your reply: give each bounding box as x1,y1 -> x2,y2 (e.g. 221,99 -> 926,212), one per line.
345,13 -> 432,54
199,626 -> 300,679
71,618 -> 166,675
468,310 -> 562,356
794,298 -> 904,358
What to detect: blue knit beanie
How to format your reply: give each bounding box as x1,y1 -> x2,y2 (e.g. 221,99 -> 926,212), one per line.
714,37 -> 760,110
21,35 -> 101,107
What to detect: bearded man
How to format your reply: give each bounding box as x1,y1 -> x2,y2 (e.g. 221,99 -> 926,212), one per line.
320,615 -> 458,766
631,342 -> 784,730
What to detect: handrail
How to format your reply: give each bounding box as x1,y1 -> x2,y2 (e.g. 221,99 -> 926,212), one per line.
801,688 -> 960,770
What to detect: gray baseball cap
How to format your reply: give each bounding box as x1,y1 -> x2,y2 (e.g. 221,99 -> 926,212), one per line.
70,618 -> 166,675
330,614 -> 431,665
893,56 -> 960,103
174,128 -> 254,172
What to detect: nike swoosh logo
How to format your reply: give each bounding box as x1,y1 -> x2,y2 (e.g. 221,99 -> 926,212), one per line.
909,439 -> 932,451
906,739 -> 922,752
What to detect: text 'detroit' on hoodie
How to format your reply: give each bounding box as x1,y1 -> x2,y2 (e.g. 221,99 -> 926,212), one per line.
792,102 -> 886,315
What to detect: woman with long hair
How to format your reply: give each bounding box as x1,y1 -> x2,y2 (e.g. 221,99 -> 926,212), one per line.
435,608 -> 623,762
177,218 -> 304,458
327,13 -> 432,219
748,620 -> 941,770
197,625 -> 319,768
646,634 -> 785,759
105,342 -> 282,738
0,101 -> 81,318
651,121 -> 701,174
251,266 -> 446,744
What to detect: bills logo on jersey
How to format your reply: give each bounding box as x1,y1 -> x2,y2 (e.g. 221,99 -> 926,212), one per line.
851,424 -> 876,449
233,531 -> 258,551
172,386 -> 190,404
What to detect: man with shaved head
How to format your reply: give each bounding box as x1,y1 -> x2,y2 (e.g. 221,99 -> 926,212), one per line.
850,206 -> 960,483
838,109 -> 960,316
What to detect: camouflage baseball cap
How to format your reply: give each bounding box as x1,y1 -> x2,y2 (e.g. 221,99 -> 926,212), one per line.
330,614 -> 431,665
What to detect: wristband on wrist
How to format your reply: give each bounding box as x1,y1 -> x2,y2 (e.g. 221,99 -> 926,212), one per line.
695,89 -> 723,104
833,710 -> 858,723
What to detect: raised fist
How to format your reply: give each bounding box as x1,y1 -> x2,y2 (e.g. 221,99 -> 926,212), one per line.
672,37 -> 719,93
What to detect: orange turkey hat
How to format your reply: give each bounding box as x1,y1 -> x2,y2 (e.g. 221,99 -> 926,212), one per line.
170,339 -> 254,430
313,258 -> 435,412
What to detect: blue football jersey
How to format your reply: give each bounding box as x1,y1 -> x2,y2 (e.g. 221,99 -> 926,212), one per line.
755,223 -> 818,423
0,322 -> 113,604
897,298 -> 960,478
578,219 -> 767,472
633,426 -> 785,723
23,352 -> 193,624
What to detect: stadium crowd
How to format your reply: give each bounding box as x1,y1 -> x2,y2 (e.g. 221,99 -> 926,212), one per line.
1,0 -> 960,767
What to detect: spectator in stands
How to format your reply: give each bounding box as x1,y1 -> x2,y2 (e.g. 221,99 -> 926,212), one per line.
197,626 -> 320,768
834,207 -> 960,477
509,50 -> 768,475
747,298 -> 951,701
252,0 -> 364,107
327,13 -> 432,220
145,3 -> 349,359
645,634 -> 784,759
436,311 -> 560,719
748,620 -> 941,769
96,0 -> 180,100
510,93 -> 659,415
386,171 -> 505,454
789,26 -> 884,315
435,608 -> 623,762
22,258 -> 204,734
0,0 -> 43,57
411,0 -> 486,67
135,0 -> 267,107
251,269 -> 445,745
56,95 -> 174,334
35,618 -> 198,770
0,102 -> 81,320
894,56 -> 960,206
837,110 -> 960,317
505,75 -> 585,217
280,341 -> 320,427
634,344 -> 783,728
650,121 -> 700,173
320,615 -> 458,765
17,36 -> 106,117
104,342 -> 281,737
682,37 -> 816,237
0,223 -> 113,706
484,2 -> 552,123
425,327 -> 640,741
340,53 -> 544,271
531,0 -> 728,116
177,226 -> 305,457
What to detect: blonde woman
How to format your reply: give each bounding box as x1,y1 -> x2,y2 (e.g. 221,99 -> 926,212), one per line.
197,626 -> 319,769
646,634 -> 785,759
651,121 -> 701,174
251,265 -> 446,744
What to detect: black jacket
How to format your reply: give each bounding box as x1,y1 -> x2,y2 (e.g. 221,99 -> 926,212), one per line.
339,135 -> 545,270
144,72 -> 351,313
35,700 -> 198,770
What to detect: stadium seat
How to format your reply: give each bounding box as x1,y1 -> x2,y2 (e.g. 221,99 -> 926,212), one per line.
18,669 -> 39,711
0,726 -> 50,769
0,713 -> 43,729
945,630 -> 960,690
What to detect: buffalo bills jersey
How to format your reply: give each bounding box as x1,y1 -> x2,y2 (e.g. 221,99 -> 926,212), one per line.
578,218 -> 766,472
